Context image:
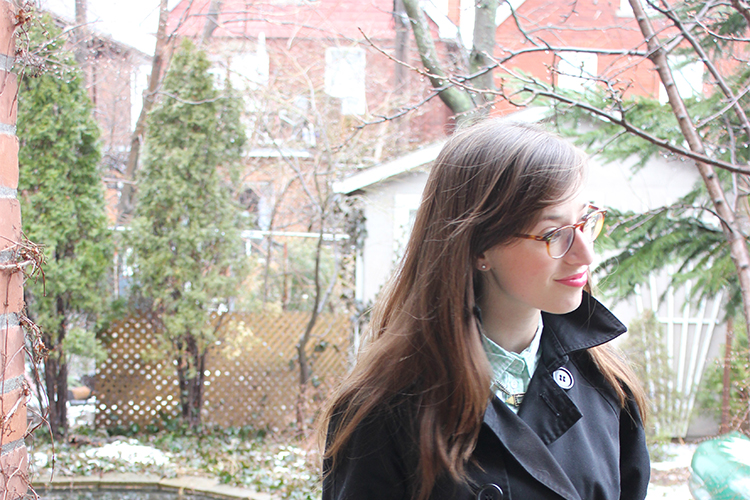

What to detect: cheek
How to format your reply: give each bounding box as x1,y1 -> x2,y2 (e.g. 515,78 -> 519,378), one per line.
497,252 -> 551,291
502,248 -> 550,278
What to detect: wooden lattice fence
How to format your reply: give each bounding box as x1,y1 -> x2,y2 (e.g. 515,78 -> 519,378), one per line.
95,311 -> 351,431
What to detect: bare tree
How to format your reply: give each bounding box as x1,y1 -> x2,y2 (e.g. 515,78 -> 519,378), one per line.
114,0 -> 171,226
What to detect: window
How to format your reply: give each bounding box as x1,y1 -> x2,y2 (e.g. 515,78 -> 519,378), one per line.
229,33 -> 270,90
325,47 -> 366,115
557,52 -> 598,92
393,194 -> 421,260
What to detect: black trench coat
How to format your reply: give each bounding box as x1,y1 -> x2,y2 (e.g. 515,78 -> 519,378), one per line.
323,295 -> 650,500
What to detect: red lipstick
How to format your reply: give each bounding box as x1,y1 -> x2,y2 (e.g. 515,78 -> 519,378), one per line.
556,271 -> 588,287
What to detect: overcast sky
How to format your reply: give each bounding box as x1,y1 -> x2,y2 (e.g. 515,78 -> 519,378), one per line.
38,0 -> 182,54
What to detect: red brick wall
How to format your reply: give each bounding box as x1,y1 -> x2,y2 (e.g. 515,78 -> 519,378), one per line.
0,0 -> 28,497
494,0 -> 665,99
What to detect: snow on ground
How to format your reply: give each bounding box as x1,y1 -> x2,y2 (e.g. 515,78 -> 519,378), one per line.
647,483 -> 693,500
652,443 -> 698,471
646,443 -> 698,500
67,401 -> 96,429
84,439 -> 170,466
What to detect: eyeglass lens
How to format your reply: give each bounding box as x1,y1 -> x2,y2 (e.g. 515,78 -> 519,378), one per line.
548,211 -> 604,259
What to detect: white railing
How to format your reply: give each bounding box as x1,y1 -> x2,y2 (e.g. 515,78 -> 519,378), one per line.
633,268 -> 723,437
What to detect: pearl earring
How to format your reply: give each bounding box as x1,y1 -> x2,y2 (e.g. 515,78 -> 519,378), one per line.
481,264 -> 487,270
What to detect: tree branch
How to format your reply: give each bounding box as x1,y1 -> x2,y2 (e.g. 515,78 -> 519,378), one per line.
114,0 -> 171,227
401,0 -> 476,117
660,0 -> 750,143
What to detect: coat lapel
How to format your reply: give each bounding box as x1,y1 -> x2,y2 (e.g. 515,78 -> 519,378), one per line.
482,398 -> 582,500
518,366 -> 582,446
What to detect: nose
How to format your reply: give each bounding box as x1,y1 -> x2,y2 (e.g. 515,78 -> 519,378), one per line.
564,227 -> 595,265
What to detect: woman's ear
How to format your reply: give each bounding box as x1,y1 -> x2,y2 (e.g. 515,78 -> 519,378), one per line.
475,254 -> 489,271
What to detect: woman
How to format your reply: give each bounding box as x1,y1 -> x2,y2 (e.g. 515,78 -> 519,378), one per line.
321,120 -> 650,500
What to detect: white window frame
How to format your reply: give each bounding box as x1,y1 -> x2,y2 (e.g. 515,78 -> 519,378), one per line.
324,47 -> 366,116
393,194 -> 421,260
556,52 -> 598,93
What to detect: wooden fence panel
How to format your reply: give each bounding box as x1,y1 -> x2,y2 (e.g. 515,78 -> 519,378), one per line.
95,312 -> 351,431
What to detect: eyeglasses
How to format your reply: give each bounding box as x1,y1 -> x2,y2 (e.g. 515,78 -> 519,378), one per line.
517,206 -> 607,259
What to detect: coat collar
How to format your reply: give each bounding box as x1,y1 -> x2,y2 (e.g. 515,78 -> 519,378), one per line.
541,292 -> 626,354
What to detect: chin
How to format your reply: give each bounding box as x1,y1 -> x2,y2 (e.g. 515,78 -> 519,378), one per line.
546,290 -> 584,315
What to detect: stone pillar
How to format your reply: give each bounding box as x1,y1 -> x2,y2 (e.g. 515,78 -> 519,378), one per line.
0,0 -> 27,497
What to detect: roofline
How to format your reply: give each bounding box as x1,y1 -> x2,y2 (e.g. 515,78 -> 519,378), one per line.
333,141 -> 446,195
333,106 -> 549,194
45,10 -> 152,60
497,0 -> 528,27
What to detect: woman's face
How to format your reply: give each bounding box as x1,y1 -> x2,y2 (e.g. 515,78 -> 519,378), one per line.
476,193 -> 595,318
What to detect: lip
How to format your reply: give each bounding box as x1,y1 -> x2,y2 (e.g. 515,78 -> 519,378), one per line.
555,271 -> 588,287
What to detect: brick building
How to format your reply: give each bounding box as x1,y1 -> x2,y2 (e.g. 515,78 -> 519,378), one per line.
167,0 -> 454,238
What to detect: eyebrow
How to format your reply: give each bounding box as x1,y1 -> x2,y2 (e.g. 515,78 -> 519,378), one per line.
536,203 -> 590,224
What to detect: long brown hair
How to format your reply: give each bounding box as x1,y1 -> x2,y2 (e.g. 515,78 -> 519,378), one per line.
321,120 -> 646,500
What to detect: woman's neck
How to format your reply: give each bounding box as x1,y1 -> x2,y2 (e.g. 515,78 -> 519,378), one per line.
479,304 -> 541,354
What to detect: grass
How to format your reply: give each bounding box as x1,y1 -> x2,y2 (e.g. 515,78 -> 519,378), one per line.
28,423 -> 322,500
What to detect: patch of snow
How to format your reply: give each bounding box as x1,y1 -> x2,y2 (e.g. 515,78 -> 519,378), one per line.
84,439 -> 170,466
652,443 -> 698,471
646,483 -> 693,500
68,401 -> 96,429
33,452 -> 48,468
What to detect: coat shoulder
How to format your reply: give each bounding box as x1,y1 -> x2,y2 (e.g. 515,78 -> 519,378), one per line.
323,395 -> 420,500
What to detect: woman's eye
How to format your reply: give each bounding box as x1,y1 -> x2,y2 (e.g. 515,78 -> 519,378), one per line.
543,229 -> 562,242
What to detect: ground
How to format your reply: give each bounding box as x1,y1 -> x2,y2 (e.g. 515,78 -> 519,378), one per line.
29,402 -> 700,499
647,443 -> 697,500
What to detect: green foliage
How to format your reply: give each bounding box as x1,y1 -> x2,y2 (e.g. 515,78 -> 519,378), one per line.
696,320 -> 750,430
551,2 -> 750,316
594,203 -> 741,314
17,15 -> 112,372
620,311 -> 681,454
669,0 -> 748,57
63,327 -> 108,363
127,39 -> 248,424
18,14 -> 111,337
555,92 -> 692,171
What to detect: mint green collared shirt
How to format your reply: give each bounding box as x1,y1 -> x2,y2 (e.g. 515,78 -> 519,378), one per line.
481,316 -> 543,414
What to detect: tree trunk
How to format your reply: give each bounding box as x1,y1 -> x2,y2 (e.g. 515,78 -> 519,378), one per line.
43,310 -> 68,438
296,229 -> 324,430
401,0 -> 477,119
629,0 -> 750,357
469,0 -> 498,107
393,0 -> 410,88
262,179 -> 294,304
721,316 -> 734,433
176,332 -> 206,429
74,0 -> 89,88
115,0 -> 171,226
201,0 -> 222,45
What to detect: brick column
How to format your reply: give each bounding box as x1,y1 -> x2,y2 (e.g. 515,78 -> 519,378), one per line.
0,0 -> 27,498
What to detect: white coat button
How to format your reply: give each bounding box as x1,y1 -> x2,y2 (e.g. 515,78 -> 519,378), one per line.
476,484 -> 503,500
553,367 -> 574,389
